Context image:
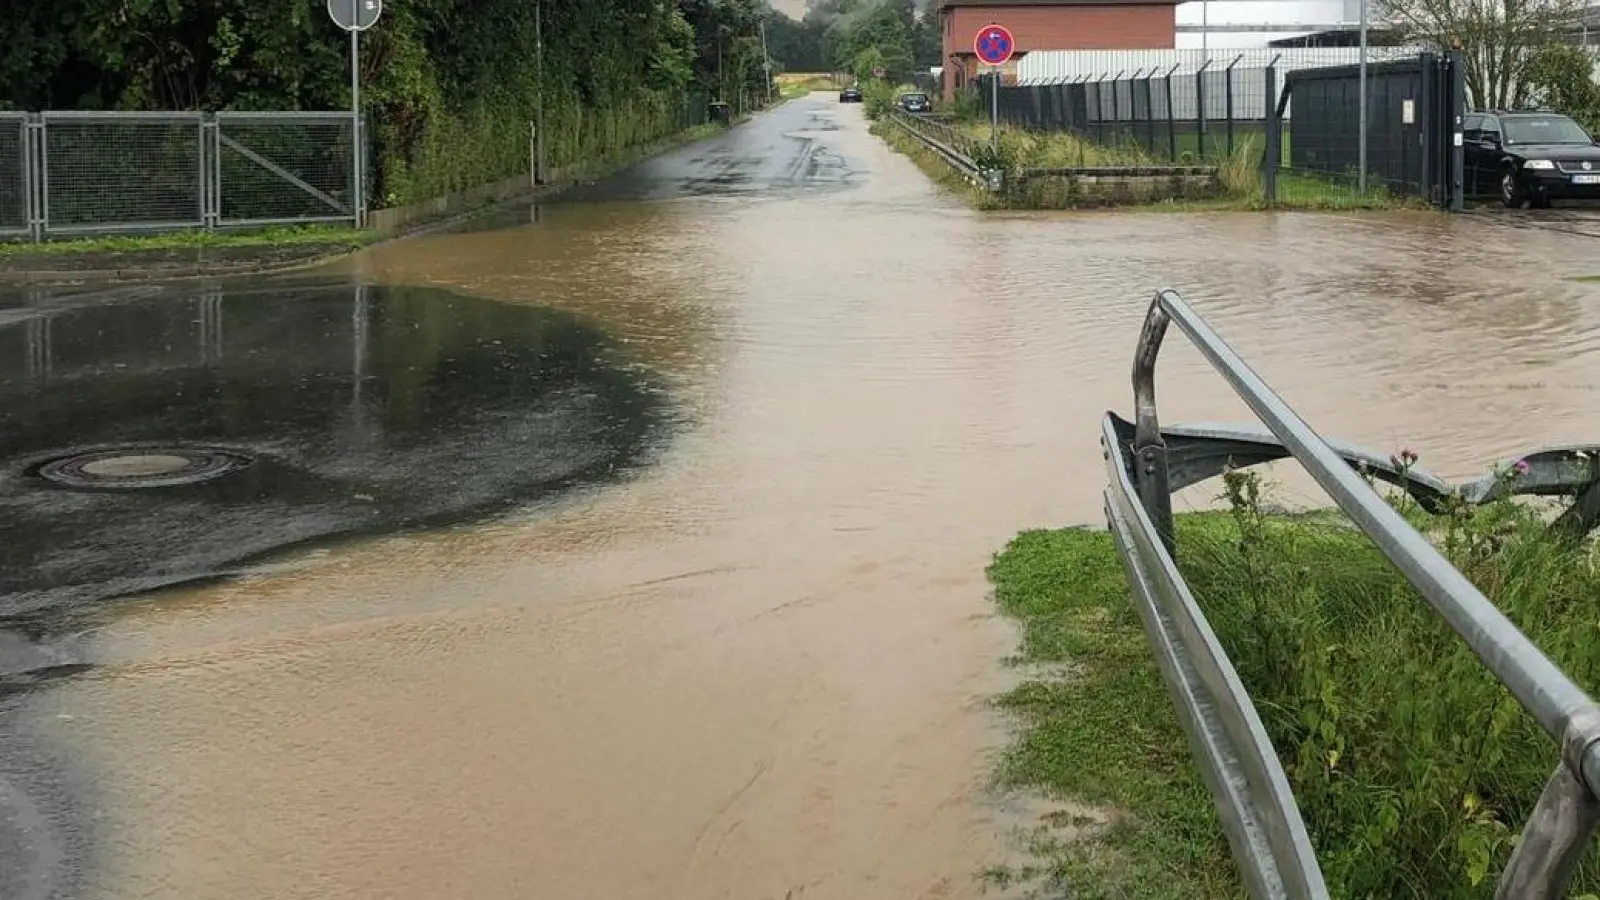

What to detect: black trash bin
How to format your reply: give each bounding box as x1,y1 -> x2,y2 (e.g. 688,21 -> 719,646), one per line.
709,102 -> 731,125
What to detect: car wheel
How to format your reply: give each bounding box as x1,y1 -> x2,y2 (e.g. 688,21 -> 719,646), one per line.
1501,170 -> 1528,208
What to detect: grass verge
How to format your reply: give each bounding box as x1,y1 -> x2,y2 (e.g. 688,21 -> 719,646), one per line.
894,119 -> 1412,211
988,462 -> 1600,898
986,526 -> 1242,898
777,72 -> 841,99
0,224 -> 378,258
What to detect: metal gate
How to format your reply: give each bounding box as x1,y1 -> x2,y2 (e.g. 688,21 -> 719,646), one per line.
0,113 -> 29,237
1,110 -> 358,241
1278,52 -> 1465,208
214,112 -> 357,228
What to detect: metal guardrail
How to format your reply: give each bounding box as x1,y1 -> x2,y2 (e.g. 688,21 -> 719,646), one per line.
886,111 -> 989,186
1103,288 -> 1600,900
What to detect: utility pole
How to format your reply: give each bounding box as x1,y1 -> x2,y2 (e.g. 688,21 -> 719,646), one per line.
1358,0 -> 1369,193
760,17 -> 774,105
535,0 -> 545,185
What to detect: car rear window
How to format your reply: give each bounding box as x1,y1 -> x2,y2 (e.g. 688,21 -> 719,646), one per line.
1503,116 -> 1592,145
903,93 -> 928,101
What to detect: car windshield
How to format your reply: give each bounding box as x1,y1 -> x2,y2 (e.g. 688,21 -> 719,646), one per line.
902,93 -> 928,102
1503,116 -> 1592,145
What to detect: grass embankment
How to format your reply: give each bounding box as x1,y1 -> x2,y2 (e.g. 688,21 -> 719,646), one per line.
777,72 -> 841,99
0,224 -> 377,258
988,464 -> 1600,898
880,113 -> 1406,210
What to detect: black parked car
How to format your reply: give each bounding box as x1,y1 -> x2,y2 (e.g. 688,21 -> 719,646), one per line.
1464,110 -> 1600,208
897,91 -> 931,113
839,87 -> 863,103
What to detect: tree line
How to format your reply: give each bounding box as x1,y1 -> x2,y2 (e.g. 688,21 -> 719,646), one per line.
1376,0 -> 1597,128
764,0 -> 941,83
0,0 -> 774,207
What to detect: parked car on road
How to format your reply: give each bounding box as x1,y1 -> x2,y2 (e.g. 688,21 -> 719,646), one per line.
839,87 -> 862,103
1464,110 -> 1600,208
897,92 -> 931,113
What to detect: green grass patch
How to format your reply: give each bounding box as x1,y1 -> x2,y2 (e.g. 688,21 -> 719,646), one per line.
986,526 -> 1243,898
922,120 -> 1411,211
1571,274 -> 1600,283
988,464 -> 1600,897
777,72 -> 840,100
0,224 -> 378,257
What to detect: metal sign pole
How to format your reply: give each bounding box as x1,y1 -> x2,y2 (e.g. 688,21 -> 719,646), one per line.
991,71 -> 999,151
329,0 -> 380,226
351,0 -> 363,227
1358,0 -> 1369,194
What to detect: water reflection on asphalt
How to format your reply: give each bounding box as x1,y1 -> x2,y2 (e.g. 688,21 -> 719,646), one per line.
4,94 -> 1600,900
0,283 -> 659,627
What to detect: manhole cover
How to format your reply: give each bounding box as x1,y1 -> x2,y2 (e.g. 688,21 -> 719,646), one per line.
35,447 -> 254,490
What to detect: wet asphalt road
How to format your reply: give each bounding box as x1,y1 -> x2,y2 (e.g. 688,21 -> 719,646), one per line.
0,96 -> 869,900
0,282 -> 660,633
5,94 -> 1600,900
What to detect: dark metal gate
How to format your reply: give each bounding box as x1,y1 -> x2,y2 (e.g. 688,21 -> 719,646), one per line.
1277,52 -> 1464,208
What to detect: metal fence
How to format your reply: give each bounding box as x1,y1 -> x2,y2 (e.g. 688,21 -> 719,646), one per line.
1274,53 -> 1465,207
1105,288 -> 1600,899
987,64 -> 1275,163
1,111 -> 357,241
1016,47 -> 1423,85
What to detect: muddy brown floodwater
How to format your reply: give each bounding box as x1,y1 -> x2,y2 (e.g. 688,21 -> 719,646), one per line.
10,94 -> 1600,900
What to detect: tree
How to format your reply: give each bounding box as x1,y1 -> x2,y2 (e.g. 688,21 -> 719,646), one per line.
1378,0 -> 1586,109
831,0 -> 915,81
1523,42 -> 1600,131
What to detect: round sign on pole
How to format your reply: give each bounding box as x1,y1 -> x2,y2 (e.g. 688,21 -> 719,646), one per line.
872,65 -> 887,79
328,0 -> 383,31
973,24 -> 1015,67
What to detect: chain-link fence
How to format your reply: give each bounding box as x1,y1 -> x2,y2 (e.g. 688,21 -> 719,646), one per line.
1271,53 -> 1466,208
0,114 -> 27,237
216,112 -> 356,227
985,64 -> 1278,166
3,111 -> 357,241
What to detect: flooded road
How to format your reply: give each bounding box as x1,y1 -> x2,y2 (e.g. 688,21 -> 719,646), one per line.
5,93 -> 1600,900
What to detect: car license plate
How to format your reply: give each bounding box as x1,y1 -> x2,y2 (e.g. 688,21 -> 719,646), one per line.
1574,174 -> 1600,185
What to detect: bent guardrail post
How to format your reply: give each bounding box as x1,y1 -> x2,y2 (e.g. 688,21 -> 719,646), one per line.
1130,296 -> 1174,551
1103,415 -> 1331,900
1115,287 -> 1600,900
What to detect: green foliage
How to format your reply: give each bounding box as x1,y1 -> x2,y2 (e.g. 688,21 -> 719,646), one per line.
1186,464 -> 1600,898
987,455 -> 1600,897
985,528 -> 1242,898
859,79 -> 901,119
1524,44 -> 1600,135
0,0 -> 771,208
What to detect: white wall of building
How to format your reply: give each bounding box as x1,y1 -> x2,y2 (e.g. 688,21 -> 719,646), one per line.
1175,0 -> 1364,49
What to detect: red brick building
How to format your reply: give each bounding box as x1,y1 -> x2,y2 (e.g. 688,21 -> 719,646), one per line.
938,0 -> 1181,100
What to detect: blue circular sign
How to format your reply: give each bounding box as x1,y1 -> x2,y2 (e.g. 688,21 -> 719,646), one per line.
974,25 -> 1015,67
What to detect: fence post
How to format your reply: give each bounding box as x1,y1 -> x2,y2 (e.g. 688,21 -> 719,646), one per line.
1166,63 -> 1179,162
1143,73 -> 1156,156
1196,60 -> 1210,161
24,115 -> 41,242
1226,55 -> 1241,157
1110,70 -> 1125,149
1448,49 -> 1466,212
1264,65 -> 1279,204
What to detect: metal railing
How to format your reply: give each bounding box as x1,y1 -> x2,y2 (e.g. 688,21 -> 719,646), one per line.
1104,288 -> 1600,899
887,111 -> 987,184
1,110 -> 358,240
